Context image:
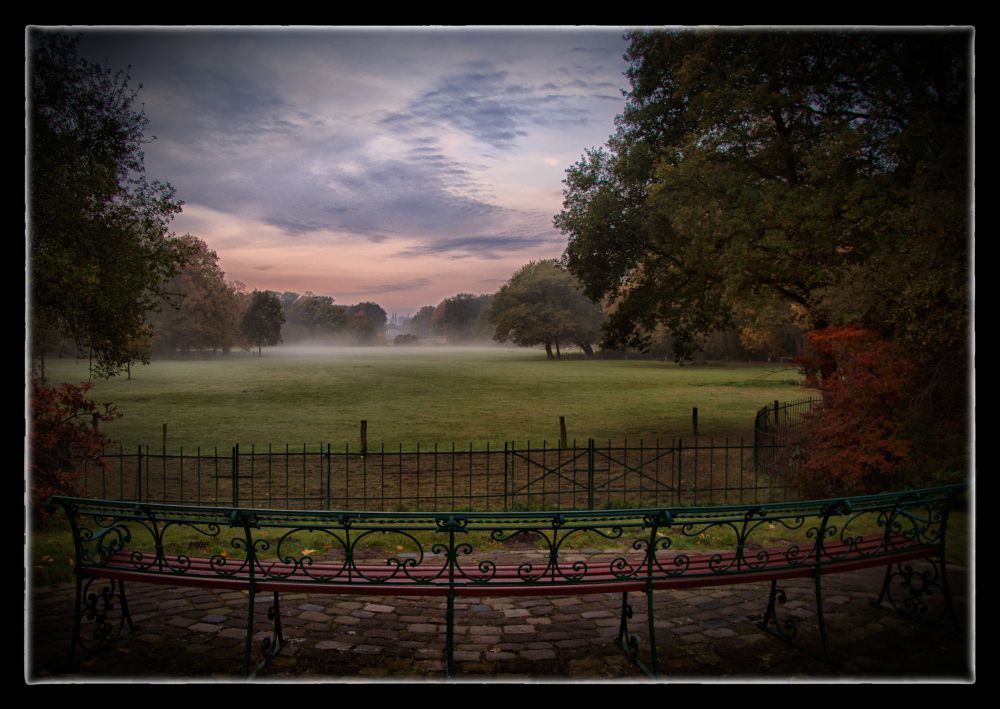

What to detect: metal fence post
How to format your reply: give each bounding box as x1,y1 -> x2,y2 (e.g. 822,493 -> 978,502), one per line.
325,443 -> 332,511
677,438 -> 684,507
135,445 -> 142,502
232,444 -> 240,507
753,407 -> 761,474
587,438 -> 595,511
503,442 -> 509,511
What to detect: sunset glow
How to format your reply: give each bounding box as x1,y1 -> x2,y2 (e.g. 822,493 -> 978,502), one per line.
74,27 -> 631,315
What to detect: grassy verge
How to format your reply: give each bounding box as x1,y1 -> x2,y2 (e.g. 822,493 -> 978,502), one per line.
42,347 -> 806,449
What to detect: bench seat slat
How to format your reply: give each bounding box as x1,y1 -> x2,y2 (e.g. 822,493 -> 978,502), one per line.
80,535 -> 937,596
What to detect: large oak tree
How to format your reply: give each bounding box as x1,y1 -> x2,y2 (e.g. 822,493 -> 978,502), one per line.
29,32 -> 186,377
556,29 -> 971,478
557,30 -> 969,362
490,260 -> 604,359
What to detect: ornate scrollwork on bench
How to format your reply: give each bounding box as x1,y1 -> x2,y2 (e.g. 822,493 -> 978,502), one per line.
45,483 -> 966,678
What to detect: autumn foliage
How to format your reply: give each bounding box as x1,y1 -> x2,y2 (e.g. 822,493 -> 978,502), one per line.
793,327 -> 914,497
29,375 -> 119,518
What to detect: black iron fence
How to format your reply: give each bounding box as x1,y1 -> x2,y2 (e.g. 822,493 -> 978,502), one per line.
79,436 -> 794,511
75,398 -> 821,512
753,397 -> 818,473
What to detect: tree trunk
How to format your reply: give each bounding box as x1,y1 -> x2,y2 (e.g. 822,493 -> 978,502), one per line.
807,318 -> 839,384
258,340 -> 262,357
577,342 -> 594,357
544,340 -> 554,360
555,338 -> 561,358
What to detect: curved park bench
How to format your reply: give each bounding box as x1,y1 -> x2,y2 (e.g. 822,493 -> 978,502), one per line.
45,483 -> 965,678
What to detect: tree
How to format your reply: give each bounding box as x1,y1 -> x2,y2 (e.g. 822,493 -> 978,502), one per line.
555,30 -> 970,479
556,30 -> 970,363
149,235 -> 243,354
431,294 -> 494,343
283,292 -> 348,342
347,302 -> 388,344
403,306 -> 436,338
29,32 -> 185,377
240,291 -> 285,356
490,260 -> 604,359
789,327 -> 915,497
348,302 -> 388,331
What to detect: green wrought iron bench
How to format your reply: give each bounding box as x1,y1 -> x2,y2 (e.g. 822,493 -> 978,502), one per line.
45,483 -> 965,678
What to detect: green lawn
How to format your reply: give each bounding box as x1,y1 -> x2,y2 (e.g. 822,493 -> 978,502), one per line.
42,346 -> 808,450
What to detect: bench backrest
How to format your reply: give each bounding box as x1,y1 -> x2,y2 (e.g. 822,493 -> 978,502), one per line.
45,484 -> 966,590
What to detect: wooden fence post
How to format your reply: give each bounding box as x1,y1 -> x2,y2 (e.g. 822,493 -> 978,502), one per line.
559,416 -> 567,449
361,420 -> 368,456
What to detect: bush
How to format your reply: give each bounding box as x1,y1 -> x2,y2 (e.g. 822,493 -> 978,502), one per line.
29,374 -> 119,519
394,333 -> 419,346
792,327 -> 913,497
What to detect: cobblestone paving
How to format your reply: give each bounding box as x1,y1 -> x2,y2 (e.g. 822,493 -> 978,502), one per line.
27,563 -> 973,682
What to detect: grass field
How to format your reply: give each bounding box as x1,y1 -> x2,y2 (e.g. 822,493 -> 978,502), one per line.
42,345 -> 808,449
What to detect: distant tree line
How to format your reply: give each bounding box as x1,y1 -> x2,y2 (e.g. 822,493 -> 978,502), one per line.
279,293 -> 387,345
150,273 -> 390,356
401,294 -> 493,343
395,260 -> 800,361
147,235 -> 246,355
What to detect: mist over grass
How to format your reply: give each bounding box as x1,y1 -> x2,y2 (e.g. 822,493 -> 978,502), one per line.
273,342 -> 513,356
43,348 -> 807,450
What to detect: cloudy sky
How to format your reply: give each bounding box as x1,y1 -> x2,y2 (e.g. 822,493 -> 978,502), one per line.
71,27 -> 632,317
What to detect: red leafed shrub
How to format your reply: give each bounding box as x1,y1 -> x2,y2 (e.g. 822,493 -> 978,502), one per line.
793,327 -> 914,497
29,374 -> 119,519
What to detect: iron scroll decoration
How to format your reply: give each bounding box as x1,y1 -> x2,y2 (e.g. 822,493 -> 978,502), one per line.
46,484 -> 965,676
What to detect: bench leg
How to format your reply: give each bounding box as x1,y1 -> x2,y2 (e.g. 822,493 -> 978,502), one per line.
244,588 -> 287,680
67,576 -> 82,669
445,591 -> 456,678
243,585 -> 256,679
871,558 -> 957,626
758,578 -> 837,664
614,591 -> 659,678
645,587 -> 660,677
250,592 -> 284,678
813,573 -> 833,662
68,576 -> 135,669
759,579 -> 796,640
873,562 -> 893,608
615,591 -> 639,660
118,579 -> 136,633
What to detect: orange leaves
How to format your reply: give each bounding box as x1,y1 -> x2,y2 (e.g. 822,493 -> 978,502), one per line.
29,374 -> 119,518
793,327 -> 914,497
